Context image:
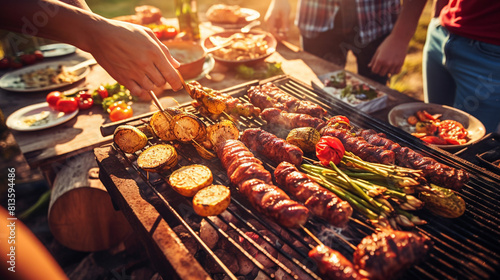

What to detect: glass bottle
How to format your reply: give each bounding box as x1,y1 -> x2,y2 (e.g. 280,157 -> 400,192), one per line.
175,0 -> 201,41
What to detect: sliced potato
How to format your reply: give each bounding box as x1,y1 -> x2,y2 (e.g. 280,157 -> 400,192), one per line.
137,144 -> 178,172
207,120 -> 240,150
172,113 -> 207,143
193,142 -> 217,160
150,109 -> 181,141
169,164 -> 213,197
113,125 -> 148,153
192,184 -> 231,216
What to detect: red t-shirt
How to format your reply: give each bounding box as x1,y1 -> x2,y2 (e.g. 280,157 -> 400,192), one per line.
440,0 -> 500,45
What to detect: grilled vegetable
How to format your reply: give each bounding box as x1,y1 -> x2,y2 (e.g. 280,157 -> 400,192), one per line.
192,184 -> 231,216
113,125 -> 148,153
207,120 -> 240,150
193,141 -> 217,160
150,109 -> 181,141
286,127 -> 321,153
168,164 -> 213,197
202,95 -> 226,115
172,113 -> 207,143
420,184 -> 466,218
137,144 -> 178,172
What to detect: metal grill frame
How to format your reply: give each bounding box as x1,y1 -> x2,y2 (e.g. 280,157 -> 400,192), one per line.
97,75 -> 500,280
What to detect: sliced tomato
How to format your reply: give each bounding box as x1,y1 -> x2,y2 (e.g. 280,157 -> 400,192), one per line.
421,136 -> 448,145
438,120 -> 468,145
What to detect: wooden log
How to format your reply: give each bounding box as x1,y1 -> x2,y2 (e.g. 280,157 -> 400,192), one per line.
48,151 -> 132,252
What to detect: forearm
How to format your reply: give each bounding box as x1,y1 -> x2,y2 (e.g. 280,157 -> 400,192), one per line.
389,0 -> 427,46
0,0 -> 102,52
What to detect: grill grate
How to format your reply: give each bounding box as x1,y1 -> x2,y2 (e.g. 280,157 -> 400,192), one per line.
100,75 -> 500,280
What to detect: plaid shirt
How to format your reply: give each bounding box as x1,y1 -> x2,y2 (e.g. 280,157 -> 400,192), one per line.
296,0 -> 401,44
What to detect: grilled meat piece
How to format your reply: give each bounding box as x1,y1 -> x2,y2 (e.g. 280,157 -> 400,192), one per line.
239,179 -> 310,228
309,245 -> 364,280
260,108 -> 326,130
353,230 -> 433,280
358,129 -> 469,191
274,162 -> 352,227
248,82 -> 328,118
320,126 -> 395,165
217,139 -> 272,186
241,128 -> 303,166
189,81 -> 261,118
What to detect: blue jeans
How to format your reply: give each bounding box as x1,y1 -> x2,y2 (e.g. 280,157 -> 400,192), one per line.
423,17 -> 500,133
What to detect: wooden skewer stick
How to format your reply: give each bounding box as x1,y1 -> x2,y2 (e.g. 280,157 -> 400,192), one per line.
300,225 -> 324,247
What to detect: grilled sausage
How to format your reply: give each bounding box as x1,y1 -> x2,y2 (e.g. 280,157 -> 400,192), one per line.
241,128 -> 303,166
309,245 -> 364,280
274,162 -> 352,227
260,108 -> 326,130
239,179 -> 310,228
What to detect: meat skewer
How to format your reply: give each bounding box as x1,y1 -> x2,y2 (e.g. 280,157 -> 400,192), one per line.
248,82 -> 328,119
241,128 -> 303,166
353,229 -> 433,280
320,125 -> 396,165
274,161 -> 353,227
260,107 -> 326,130
217,139 -> 310,228
309,244 -> 365,280
357,128 -> 469,191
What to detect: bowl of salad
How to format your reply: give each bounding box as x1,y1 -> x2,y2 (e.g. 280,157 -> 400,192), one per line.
388,102 -> 486,150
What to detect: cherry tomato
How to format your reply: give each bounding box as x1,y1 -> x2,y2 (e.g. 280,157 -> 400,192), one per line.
56,97 -> 79,113
421,136 -> 448,145
0,57 -> 10,69
109,106 -> 133,122
46,91 -> 63,110
316,136 -> 345,166
163,26 -> 178,39
20,53 -> 36,65
107,100 -> 128,113
97,85 -> 108,99
78,97 -> 94,110
33,50 -> 44,60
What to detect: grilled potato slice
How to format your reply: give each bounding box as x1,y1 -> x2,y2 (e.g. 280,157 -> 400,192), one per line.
137,144 -> 178,172
192,184 -> 231,216
286,127 -> 321,153
150,109 -> 182,141
169,164 -> 213,197
113,125 -> 148,153
172,113 -> 207,143
207,120 -> 240,150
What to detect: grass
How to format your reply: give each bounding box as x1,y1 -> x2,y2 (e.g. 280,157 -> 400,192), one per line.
88,0 -> 433,101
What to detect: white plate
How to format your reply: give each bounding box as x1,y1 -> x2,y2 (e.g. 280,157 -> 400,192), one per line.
0,60 -> 90,92
208,8 -> 260,29
6,102 -> 78,132
388,102 -> 486,150
39,43 -> 77,58
187,55 -> 215,82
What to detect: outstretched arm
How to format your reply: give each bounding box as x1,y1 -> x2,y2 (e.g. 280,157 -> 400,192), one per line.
0,0 -> 182,99
368,0 -> 427,77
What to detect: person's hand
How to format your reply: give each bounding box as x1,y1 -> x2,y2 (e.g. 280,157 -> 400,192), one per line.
264,0 -> 291,41
368,34 -> 408,77
86,19 -> 182,100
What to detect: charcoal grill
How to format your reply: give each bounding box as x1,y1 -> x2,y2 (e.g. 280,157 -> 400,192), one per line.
95,75 -> 500,280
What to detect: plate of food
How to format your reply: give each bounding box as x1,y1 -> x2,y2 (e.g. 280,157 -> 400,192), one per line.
203,30 -> 276,66
206,4 -> 260,29
388,102 -> 486,149
39,43 -> 77,58
0,60 -> 90,92
6,102 -> 78,131
314,70 -> 388,113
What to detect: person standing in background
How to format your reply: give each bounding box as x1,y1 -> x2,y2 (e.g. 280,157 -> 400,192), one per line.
423,0 -> 500,133
265,0 -> 427,85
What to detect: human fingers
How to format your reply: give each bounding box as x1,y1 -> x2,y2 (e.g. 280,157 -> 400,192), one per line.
157,41 -> 183,91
